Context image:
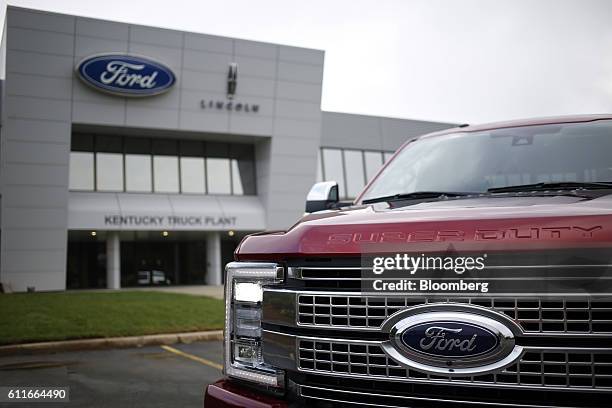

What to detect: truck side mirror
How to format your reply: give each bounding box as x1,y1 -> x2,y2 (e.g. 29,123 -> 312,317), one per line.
305,181 -> 339,213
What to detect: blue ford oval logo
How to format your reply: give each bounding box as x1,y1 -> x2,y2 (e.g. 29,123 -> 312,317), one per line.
400,321 -> 499,358
76,54 -> 176,97
380,305 -> 523,376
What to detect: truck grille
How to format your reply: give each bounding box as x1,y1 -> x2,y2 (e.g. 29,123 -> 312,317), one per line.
298,338 -> 612,390
297,295 -> 612,333
269,262 -> 612,405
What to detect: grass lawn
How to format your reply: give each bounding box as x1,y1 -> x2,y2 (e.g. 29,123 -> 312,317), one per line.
0,291 -> 225,345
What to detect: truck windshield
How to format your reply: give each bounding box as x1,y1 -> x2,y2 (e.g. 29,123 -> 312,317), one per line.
360,120 -> 612,203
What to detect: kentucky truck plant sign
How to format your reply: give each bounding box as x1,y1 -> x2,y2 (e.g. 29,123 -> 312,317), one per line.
76,54 -> 176,97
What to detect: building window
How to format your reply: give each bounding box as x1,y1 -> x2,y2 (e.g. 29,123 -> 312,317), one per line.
230,144 -> 256,195
96,153 -> 124,191
231,159 -> 244,195
153,156 -> 179,193
343,150 -> 365,198
320,147 -> 394,199
69,152 -> 94,190
364,151 -> 384,181
180,157 -> 206,194
125,154 -> 152,192
207,158 -> 232,195
321,148 -> 345,198
69,134 -> 256,196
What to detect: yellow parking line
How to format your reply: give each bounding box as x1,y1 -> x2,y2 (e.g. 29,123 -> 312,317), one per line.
161,345 -> 223,370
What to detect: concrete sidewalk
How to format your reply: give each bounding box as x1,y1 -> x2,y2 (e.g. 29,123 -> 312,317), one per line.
0,330 -> 223,356
69,285 -> 225,300
126,285 -> 224,299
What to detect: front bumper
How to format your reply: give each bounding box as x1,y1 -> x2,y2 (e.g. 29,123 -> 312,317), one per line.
204,379 -> 287,408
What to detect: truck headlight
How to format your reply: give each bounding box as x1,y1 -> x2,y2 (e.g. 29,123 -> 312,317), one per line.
224,262 -> 284,388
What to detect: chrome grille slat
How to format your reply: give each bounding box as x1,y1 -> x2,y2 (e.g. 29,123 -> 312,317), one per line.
297,294 -> 612,334
297,338 -> 612,391
298,384 -> 593,408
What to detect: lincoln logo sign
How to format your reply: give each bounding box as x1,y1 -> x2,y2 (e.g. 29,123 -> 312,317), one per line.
401,322 -> 499,358
76,54 -> 176,97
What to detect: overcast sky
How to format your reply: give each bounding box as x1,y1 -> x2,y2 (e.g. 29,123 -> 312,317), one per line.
1,0 -> 611,124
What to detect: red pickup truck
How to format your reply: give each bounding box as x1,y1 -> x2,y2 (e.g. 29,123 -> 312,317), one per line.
205,114 -> 612,407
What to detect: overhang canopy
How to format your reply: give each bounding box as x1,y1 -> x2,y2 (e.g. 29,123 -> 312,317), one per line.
68,192 -> 266,231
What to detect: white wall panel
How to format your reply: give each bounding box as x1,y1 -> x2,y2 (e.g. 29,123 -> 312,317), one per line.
76,17 -> 129,40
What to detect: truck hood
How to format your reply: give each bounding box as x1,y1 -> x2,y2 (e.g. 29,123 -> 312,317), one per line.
236,194 -> 612,260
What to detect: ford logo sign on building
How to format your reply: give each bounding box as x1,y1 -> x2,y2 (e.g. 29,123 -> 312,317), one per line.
76,54 -> 176,97
381,304 -> 524,376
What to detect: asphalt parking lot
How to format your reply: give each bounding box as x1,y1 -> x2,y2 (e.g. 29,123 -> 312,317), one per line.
0,341 -> 223,407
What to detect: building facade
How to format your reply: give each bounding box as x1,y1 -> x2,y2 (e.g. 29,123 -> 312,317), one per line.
0,7 -> 454,292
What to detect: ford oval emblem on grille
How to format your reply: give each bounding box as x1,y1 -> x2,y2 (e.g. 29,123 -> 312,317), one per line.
380,304 -> 524,376
400,321 -> 499,358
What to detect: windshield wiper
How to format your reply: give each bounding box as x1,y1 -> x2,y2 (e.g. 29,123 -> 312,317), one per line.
362,191 -> 474,205
488,181 -> 612,194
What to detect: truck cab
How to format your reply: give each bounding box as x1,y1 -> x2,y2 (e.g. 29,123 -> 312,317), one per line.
206,114 -> 612,407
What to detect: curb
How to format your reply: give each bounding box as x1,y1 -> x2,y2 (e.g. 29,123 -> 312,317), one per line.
0,330 -> 223,356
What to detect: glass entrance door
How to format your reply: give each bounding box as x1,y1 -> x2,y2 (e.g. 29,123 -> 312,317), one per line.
119,231 -> 208,286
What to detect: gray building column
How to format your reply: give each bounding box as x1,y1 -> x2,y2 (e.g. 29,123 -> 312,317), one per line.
206,232 -> 222,285
106,232 -> 121,290
0,7 -> 74,292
